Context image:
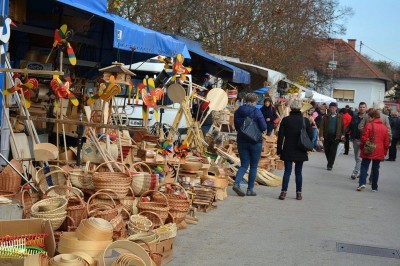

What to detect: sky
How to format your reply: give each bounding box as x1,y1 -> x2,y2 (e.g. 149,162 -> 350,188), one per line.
338,0 -> 400,66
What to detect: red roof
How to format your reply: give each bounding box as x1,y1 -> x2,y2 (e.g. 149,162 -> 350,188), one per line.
314,39 -> 390,81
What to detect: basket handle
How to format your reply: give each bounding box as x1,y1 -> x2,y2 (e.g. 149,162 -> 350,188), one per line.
62,215 -> 77,231
35,165 -> 63,183
44,185 -> 85,204
84,161 -> 91,174
138,211 -> 163,229
93,161 -> 130,175
94,189 -> 122,204
21,189 -> 32,218
139,190 -> 169,206
87,191 -> 117,213
129,239 -> 154,258
130,162 -> 152,174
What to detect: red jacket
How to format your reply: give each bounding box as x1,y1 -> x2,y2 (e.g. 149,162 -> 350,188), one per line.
342,113 -> 352,132
360,118 -> 389,160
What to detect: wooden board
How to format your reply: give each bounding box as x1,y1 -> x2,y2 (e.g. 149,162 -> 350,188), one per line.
206,88 -> 228,111
167,84 -> 186,103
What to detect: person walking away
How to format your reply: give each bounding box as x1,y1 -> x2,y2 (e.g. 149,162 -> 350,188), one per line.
277,99 -> 312,200
358,101 -> 392,183
340,108 -> 352,154
319,102 -> 344,170
260,98 -> 278,136
357,109 -> 389,191
308,109 -> 318,150
387,110 -> 400,161
347,102 -> 367,179
233,93 -> 268,196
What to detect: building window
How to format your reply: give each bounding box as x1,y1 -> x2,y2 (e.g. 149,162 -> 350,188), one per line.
333,89 -> 355,103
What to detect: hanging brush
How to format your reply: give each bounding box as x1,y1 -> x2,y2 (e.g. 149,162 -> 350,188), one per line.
0,238 -> 26,258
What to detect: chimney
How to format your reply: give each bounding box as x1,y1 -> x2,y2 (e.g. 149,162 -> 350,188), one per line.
348,39 -> 356,49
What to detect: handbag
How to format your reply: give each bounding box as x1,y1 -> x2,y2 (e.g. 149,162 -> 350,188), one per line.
297,116 -> 313,151
363,122 -> 376,155
240,110 -> 262,142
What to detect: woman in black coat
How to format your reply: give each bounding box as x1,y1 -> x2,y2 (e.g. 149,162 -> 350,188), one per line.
277,99 -> 313,200
260,98 -> 278,135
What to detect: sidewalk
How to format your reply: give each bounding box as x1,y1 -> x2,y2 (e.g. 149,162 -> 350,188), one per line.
172,150 -> 400,266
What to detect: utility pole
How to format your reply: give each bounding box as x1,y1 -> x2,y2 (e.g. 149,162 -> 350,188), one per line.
359,41 -> 363,53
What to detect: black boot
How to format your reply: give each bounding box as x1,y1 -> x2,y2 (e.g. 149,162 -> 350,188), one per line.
232,184 -> 245,197
246,189 -> 257,196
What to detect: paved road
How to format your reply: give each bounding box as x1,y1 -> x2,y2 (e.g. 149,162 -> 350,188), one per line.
172,148 -> 400,266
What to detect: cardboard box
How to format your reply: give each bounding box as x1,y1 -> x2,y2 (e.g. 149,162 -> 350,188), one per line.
0,219 -> 56,265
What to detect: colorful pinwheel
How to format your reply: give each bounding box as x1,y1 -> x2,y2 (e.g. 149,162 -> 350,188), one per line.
157,140 -> 173,158
171,54 -> 191,81
138,77 -> 164,122
3,75 -> 39,108
173,142 -> 190,161
50,75 -> 79,106
46,24 -> 76,65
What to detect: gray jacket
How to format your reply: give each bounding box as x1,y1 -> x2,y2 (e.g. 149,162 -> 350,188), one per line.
358,110 -> 392,140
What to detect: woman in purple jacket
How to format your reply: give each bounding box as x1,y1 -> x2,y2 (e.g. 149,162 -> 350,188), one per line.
233,93 -> 268,196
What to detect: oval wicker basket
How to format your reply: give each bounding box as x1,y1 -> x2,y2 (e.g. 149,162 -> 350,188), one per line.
137,210 -> 164,229
154,183 -> 190,225
92,162 -> 132,199
68,161 -> 95,191
37,167 -> 69,194
31,197 -> 68,214
87,191 -> 119,222
137,190 -> 169,225
45,186 -> 88,231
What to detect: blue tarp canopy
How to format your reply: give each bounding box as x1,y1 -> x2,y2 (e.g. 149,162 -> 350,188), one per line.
56,0 -> 191,59
169,35 -> 250,84
254,87 -> 270,94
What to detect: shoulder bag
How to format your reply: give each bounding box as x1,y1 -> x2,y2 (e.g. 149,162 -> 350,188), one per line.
298,116 -> 313,152
240,109 -> 262,142
363,122 -> 376,155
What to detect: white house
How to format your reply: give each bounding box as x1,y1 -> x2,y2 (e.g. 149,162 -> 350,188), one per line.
311,39 -> 390,109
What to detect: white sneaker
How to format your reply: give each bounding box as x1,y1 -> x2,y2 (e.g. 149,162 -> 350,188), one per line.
357,185 -> 366,191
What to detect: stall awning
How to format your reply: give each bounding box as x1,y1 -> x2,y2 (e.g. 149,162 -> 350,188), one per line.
169,35 -> 250,84
56,0 -> 191,59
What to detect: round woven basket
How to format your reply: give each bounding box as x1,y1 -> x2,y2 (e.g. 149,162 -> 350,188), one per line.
45,186 -> 88,231
128,214 -> 153,235
92,162 -> 132,199
138,211 -> 164,229
69,162 -> 95,190
130,162 -> 155,197
31,197 -> 68,214
137,190 -> 169,225
154,183 -> 190,225
37,167 -> 69,194
31,211 -> 67,231
87,192 -> 119,222
0,159 -> 23,193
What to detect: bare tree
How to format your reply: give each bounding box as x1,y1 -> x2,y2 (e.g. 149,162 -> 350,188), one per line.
109,0 -> 352,81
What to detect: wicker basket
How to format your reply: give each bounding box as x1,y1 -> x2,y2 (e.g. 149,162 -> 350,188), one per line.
87,191 -> 119,222
31,197 -> 68,214
155,183 -> 190,225
138,211 -> 164,229
45,186 -> 88,231
36,166 -> 69,194
130,239 -> 163,266
31,211 -> 67,231
92,162 -> 132,199
121,187 -> 135,219
0,190 -> 15,198
137,190 -> 169,225
0,159 -> 23,193
128,214 -> 153,235
68,162 -> 95,190
130,162 -> 158,197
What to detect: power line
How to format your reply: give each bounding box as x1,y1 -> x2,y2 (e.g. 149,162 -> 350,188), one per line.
360,42 -> 400,65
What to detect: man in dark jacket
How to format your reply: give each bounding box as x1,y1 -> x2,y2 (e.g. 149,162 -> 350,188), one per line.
233,93 -> 268,197
387,111 -> 400,161
319,102 -> 344,170
347,102 -> 367,179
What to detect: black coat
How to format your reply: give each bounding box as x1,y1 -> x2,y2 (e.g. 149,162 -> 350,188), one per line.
234,104 -> 268,143
260,105 -> 278,130
277,111 -> 313,161
390,116 -> 400,139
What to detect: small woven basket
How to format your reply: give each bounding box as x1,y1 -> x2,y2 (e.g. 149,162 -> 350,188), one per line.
87,191 -> 119,222
154,183 -> 190,225
36,166 -> 69,194
0,159 -> 23,193
130,162 -> 155,196
137,190 -> 169,225
92,161 -> 132,199
69,162 -> 95,190
31,197 -> 68,214
138,211 -> 164,229
45,186 -> 88,231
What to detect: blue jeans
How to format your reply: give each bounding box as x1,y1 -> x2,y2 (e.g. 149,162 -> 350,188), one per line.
234,141 -> 262,189
282,161 -> 304,192
311,128 -> 318,149
359,158 -> 380,190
